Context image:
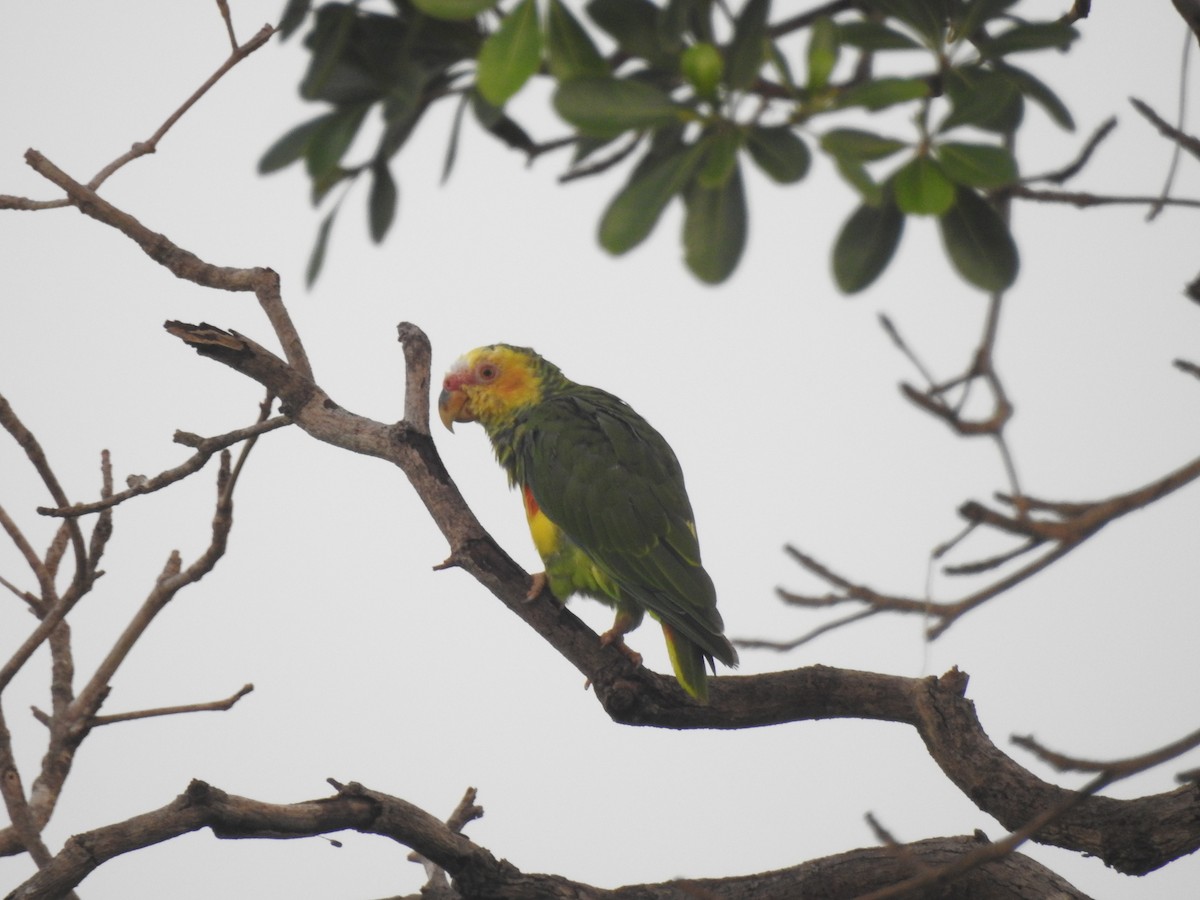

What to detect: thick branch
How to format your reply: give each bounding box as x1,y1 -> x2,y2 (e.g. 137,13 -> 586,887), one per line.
4,780 -> 1090,900
159,321 -> 1200,875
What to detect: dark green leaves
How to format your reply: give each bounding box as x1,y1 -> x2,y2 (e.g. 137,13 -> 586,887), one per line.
476,0 -> 543,106
941,68 -> 1023,134
726,0 -> 770,90
833,193 -> 905,294
982,21 -> 1078,56
586,0 -> 666,64
820,128 -> 907,162
806,16 -> 839,91
892,156 -> 955,215
746,126 -> 810,184
368,161 -> 398,243
939,188 -> 1018,291
838,77 -> 930,111
411,0 -> 496,21
935,142 -> 1017,189
258,115 -> 329,174
685,163 -> 747,284
553,77 -> 681,138
599,142 -> 705,254
547,0 -> 607,80
836,20 -> 921,50
305,103 -> 369,179
267,0 -> 1077,290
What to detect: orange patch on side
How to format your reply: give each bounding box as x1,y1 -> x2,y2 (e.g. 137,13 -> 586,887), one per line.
522,484 -> 540,519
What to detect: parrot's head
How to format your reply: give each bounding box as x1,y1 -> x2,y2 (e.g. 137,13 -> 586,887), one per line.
438,344 -> 558,431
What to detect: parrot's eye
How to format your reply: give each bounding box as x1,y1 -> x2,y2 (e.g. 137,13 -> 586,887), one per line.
477,363 -> 498,382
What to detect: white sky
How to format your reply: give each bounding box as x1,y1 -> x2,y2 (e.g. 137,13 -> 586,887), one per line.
2,1 -> 1199,897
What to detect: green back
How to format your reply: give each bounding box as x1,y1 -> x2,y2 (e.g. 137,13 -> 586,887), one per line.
503,384 -> 735,667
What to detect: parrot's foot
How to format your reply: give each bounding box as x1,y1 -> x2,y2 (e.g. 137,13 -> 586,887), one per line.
525,571 -> 548,602
599,630 -> 643,669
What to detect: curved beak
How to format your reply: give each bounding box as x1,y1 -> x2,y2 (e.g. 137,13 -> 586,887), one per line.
437,386 -> 473,432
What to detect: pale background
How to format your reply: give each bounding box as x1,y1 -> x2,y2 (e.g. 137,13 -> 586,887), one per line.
2,2 -> 1199,897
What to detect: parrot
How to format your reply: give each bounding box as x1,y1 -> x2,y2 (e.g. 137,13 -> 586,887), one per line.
437,344 -> 737,702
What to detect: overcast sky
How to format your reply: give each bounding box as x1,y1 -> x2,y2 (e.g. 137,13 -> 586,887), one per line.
2,2 -> 1199,897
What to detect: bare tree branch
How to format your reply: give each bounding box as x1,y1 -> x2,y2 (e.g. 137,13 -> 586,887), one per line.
4,780 -> 1091,900
38,417 -> 290,518
20,152 -> 312,382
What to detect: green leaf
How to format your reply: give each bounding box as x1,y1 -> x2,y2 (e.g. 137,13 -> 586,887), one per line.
279,0 -> 311,39
657,0 -> 693,50
681,42 -> 724,99
697,127 -> 741,189
599,142 -> 706,254
554,76 -> 681,138
836,20 -> 921,50
684,162 -> 748,284
259,115 -> 331,174
832,193 -> 905,293
938,187 -> 1018,291
746,126 -> 810,183
940,68 -> 1023,134
835,158 -> 883,206
837,76 -> 930,111
892,156 -> 956,215
726,0 -> 770,90
983,21 -> 1078,56
441,91 -> 471,183
586,0 -> 666,64
996,62 -> 1074,131
807,16 -> 839,91
470,90 -> 537,153
411,0 -> 496,21
310,166 -> 351,205
368,161 -> 398,243
476,0 -> 544,106
935,142 -> 1018,188
820,128 -> 908,162
307,207 -> 339,287
300,6 -> 361,103
547,0 -> 608,80
304,103 -> 369,179
872,0 -> 947,45
953,0 -> 1017,42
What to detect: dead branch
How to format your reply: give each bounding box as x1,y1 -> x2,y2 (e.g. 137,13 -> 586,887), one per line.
1130,96 -> 1200,162
1004,185 -> 1200,209
406,787 -> 484,892
1022,116 -> 1117,185
21,152 -> 312,381
38,416 -> 290,518
153,318 -> 1200,874
0,25 -> 273,214
82,683 -> 255,728
774,445 -> 1200,639
3,779 -> 1091,900
0,410 -> 260,860
1014,723 -> 1200,777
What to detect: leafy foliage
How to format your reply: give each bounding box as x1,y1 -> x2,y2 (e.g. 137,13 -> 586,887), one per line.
265,0 -> 1078,289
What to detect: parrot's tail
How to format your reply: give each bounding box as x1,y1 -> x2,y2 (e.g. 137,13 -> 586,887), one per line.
661,623 -> 712,703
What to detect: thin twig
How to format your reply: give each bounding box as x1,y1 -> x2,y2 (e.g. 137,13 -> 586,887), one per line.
87,25 -> 275,192
1024,116 -> 1117,185
214,0 -> 239,52
89,684 -> 255,727
1005,185 -> 1200,209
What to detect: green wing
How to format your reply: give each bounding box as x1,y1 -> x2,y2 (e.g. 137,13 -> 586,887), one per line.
512,386 -> 736,668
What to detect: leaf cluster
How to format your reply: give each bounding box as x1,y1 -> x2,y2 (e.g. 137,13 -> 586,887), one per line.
265,0 -> 1078,289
